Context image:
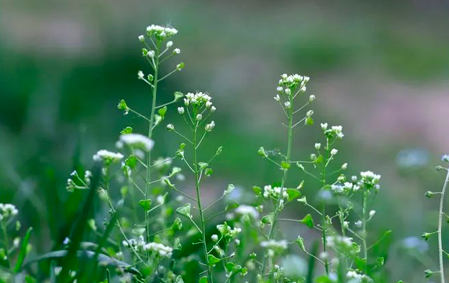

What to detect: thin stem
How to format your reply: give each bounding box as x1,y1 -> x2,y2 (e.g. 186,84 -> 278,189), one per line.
438,169 -> 449,283
361,191 -> 368,272
145,43 -> 160,245
1,222 -> 11,270
193,125 -> 215,283
261,96 -> 294,275
321,152 -> 330,275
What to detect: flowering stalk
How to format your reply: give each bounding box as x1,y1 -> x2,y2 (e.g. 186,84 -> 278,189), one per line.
437,156 -> 449,283
145,43 -> 159,244
193,123 -> 215,283
261,91 -> 294,275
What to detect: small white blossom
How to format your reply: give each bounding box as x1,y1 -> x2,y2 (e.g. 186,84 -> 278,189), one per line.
177,107 -> 185,114
306,110 -> 314,117
196,114 -> 202,121
315,143 -> 321,150
211,234 -> 219,242
331,149 -> 338,155
166,41 -> 173,48
321,123 -> 328,130
235,205 -> 259,219
205,121 -> 215,132
119,134 -> 154,151
93,150 -> 123,164
274,94 -> 280,102
144,242 -> 173,258
167,124 -> 175,131
309,95 -> 316,102
138,70 -> 144,79
369,210 -> 376,218
284,101 -> 291,108
173,48 -> 181,54
355,220 -> 362,227
341,163 -> 348,170
138,35 -> 145,42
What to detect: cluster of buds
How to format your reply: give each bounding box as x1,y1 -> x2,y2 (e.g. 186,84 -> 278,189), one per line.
93,149 -> 123,165
321,123 -> 344,139
183,92 -> 214,110
145,24 -> 178,41
277,74 -> 310,96
0,203 -> 19,222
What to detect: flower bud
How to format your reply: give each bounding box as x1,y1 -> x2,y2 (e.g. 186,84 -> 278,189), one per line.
173,48 -> 181,54
309,95 -> 316,102
196,114 -> 202,121
166,41 -> 173,48
177,107 -> 184,114
167,124 -> 175,131
138,35 -> 145,42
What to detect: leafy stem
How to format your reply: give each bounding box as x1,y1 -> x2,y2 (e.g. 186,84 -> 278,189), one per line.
438,169 -> 449,283
261,95 -> 294,275
145,43 -> 160,246
193,123 -> 215,283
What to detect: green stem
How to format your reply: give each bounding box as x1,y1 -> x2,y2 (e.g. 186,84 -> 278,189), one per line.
261,98 -> 294,275
1,222 -> 11,270
145,46 -> 160,245
193,125 -> 214,283
361,191 -> 368,272
438,170 -> 449,283
321,149 -> 330,275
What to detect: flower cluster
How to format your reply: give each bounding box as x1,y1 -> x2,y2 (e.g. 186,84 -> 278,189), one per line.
322,124 -> 344,139
145,24 -> 178,40
93,149 -> 123,165
144,242 -> 173,258
346,270 -> 371,283
117,133 -> 155,152
183,92 -> 214,110
277,74 -> 310,96
262,185 -> 288,200
0,203 -> 18,222
260,240 -> 288,257
359,171 -> 381,189
235,205 -> 259,219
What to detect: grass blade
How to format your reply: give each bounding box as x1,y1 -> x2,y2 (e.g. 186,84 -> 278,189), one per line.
14,227 -> 33,273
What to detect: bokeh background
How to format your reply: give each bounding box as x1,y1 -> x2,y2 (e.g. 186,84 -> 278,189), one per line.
1,0 -> 449,282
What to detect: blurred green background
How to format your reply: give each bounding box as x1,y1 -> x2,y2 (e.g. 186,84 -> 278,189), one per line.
1,0 -> 449,281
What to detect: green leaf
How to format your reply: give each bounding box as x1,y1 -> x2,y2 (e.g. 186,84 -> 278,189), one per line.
176,203 -> 192,218
300,214 -> 314,228
252,186 -> 262,195
125,155 -> 137,169
158,106 -> 167,118
262,213 -> 274,225
306,116 -> 314,125
120,126 -> 133,134
208,254 -> 221,266
205,168 -> 213,177
199,276 -> 208,283
14,227 -> 33,273
139,199 -> 152,211
286,189 -> 301,201
223,184 -> 235,196
174,91 -> 184,101
281,161 -> 291,169
296,236 -> 306,252
117,99 -> 128,111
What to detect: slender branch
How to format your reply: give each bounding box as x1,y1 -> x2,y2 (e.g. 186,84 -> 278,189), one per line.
438,169 -> 449,283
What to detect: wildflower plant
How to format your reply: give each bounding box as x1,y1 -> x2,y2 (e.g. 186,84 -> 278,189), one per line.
28,24 -> 402,283
422,155 -> 449,283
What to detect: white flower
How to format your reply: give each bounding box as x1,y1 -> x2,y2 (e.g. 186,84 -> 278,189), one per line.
369,210 -> 376,218
211,106 -> 216,112
147,50 -> 155,58
177,107 -> 184,114
284,101 -> 291,108
235,205 -> 259,219
274,94 -> 280,101
276,86 -> 283,92
196,114 -> 202,121
360,171 -> 381,187
341,163 -> 348,170
0,203 -> 19,221
443,154 -> 449,162
321,123 -> 328,130
331,149 -> 338,155
306,110 -> 314,117
263,185 -> 288,200
355,220 -> 362,227
260,239 -> 288,250
93,150 -> 123,164
166,41 -> 173,48
284,88 -> 291,95
144,242 -> 173,258
167,124 -> 175,131
119,134 -> 154,151
315,143 -> 321,150
309,95 -> 316,102
211,234 -> 219,242
138,35 -> 145,42
173,48 -> 181,54
184,92 -> 213,109
146,25 -> 178,40
205,121 -> 215,132
138,70 -> 144,79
